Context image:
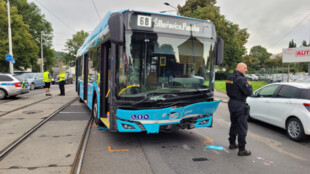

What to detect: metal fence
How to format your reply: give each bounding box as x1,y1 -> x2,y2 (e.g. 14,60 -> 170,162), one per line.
246,66 -> 310,84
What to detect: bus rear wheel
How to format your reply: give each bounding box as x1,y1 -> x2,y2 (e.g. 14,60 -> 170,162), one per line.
92,97 -> 103,126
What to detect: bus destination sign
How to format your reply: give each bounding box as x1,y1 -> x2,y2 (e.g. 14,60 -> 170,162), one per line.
130,14 -> 214,39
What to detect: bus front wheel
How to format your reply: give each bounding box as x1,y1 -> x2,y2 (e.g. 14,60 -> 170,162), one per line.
92,97 -> 103,126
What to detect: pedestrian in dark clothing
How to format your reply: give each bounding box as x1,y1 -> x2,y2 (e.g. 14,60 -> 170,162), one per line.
226,62 -> 253,156
57,70 -> 66,96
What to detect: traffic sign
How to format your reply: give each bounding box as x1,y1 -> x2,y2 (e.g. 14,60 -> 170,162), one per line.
12,58 -> 15,64
5,54 -> 13,61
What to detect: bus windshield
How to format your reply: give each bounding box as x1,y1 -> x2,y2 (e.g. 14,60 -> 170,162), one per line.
117,31 -> 215,100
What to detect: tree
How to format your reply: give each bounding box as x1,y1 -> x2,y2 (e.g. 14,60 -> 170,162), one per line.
301,40 -> 309,47
178,0 -> 249,72
249,45 -> 271,66
0,1 -> 39,72
289,39 -> 296,48
8,0 -> 54,71
64,30 -> 89,67
264,56 -> 281,67
242,55 -> 259,72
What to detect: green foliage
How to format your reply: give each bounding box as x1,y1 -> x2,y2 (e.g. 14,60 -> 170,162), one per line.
55,51 -> 65,59
215,80 -> 267,93
289,39 -> 296,48
302,40 -> 309,47
64,30 -> 89,67
249,45 -> 272,66
9,0 -> 54,70
215,71 -> 230,80
178,0 -> 249,72
242,55 -> 259,73
0,1 -> 39,72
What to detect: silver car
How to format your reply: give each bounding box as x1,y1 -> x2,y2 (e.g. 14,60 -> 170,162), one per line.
0,73 -> 30,99
20,73 -> 44,90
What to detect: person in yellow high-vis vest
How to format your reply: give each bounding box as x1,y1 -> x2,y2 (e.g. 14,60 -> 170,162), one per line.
43,71 -> 52,96
57,70 -> 66,96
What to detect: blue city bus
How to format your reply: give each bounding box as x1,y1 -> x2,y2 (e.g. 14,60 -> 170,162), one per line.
76,10 -> 224,133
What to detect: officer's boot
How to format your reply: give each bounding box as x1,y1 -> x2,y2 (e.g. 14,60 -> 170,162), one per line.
238,149 -> 251,156
229,143 -> 238,150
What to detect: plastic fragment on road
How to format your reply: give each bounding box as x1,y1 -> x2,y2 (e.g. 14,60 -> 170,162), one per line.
98,126 -> 108,130
204,146 -> 224,150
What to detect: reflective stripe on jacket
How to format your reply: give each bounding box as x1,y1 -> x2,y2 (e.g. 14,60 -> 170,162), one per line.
43,72 -> 51,82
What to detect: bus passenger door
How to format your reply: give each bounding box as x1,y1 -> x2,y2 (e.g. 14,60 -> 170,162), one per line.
83,53 -> 89,103
99,43 -> 110,128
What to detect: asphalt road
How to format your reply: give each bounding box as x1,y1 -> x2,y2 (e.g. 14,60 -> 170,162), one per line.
81,101 -> 310,174
1,88 -> 309,174
0,84 -> 59,104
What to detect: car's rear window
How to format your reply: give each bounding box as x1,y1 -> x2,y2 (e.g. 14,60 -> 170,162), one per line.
276,85 -> 300,98
0,75 -> 13,81
13,75 -> 25,81
299,89 -> 310,100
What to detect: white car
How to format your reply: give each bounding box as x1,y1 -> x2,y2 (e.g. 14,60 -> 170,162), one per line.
247,82 -> 310,141
0,73 -> 30,99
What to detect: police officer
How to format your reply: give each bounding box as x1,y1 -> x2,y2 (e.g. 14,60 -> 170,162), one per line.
57,70 -> 66,96
43,70 -> 52,96
226,62 -> 253,156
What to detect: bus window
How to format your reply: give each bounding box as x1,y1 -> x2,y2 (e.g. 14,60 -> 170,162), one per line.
78,56 -> 83,81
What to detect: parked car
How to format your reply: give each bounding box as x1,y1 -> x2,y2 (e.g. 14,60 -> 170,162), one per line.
245,74 -> 258,81
20,72 -> 45,90
0,73 -> 29,99
52,72 -> 74,85
247,82 -> 310,141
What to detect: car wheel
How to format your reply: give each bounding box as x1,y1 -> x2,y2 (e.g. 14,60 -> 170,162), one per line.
0,89 -> 8,100
30,83 -> 35,90
92,97 -> 103,126
286,118 -> 305,141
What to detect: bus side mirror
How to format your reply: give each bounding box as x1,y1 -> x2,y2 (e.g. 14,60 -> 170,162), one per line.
108,12 -> 124,44
216,36 -> 224,65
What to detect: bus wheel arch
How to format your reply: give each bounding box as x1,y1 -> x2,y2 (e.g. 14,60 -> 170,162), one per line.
92,94 -> 103,126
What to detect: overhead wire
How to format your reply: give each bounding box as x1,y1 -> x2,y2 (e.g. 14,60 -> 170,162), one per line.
268,11 -> 310,49
91,0 -> 101,21
35,0 -> 75,33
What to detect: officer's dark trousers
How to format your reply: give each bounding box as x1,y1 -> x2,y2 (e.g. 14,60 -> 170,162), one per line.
228,109 -> 248,150
59,81 -> 65,95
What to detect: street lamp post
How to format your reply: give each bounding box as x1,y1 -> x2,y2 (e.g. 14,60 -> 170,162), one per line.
7,0 -> 14,74
41,33 -> 44,72
164,2 -> 179,15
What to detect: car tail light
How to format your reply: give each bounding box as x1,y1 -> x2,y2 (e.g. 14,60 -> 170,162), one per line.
303,103 -> 310,112
14,82 -> 22,87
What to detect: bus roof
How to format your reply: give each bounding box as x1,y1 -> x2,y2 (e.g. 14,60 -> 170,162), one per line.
77,9 -> 213,57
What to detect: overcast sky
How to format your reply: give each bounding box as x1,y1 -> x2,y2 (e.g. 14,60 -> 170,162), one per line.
28,0 -> 310,55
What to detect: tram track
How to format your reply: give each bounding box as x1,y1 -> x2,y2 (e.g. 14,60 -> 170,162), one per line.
71,117 -> 94,174
0,96 -> 52,117
0,97 -> 78,160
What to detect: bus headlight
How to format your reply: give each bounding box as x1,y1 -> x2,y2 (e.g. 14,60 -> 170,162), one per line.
122,124 -> 135,129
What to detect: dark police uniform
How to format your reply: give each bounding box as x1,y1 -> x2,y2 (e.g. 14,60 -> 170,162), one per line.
226,70 -> 253,150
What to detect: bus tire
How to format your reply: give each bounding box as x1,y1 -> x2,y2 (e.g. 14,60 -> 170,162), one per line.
92,97 -> 103,126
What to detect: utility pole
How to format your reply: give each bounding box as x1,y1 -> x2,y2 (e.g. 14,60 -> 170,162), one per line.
7,0 -> 14,74
41,33 -> 44,72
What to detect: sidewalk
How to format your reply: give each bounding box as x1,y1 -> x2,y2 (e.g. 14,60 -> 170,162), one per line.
214,90 -> 229,103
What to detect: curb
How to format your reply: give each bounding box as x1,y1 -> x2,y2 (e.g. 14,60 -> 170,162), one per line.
215,98 -> 228,103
